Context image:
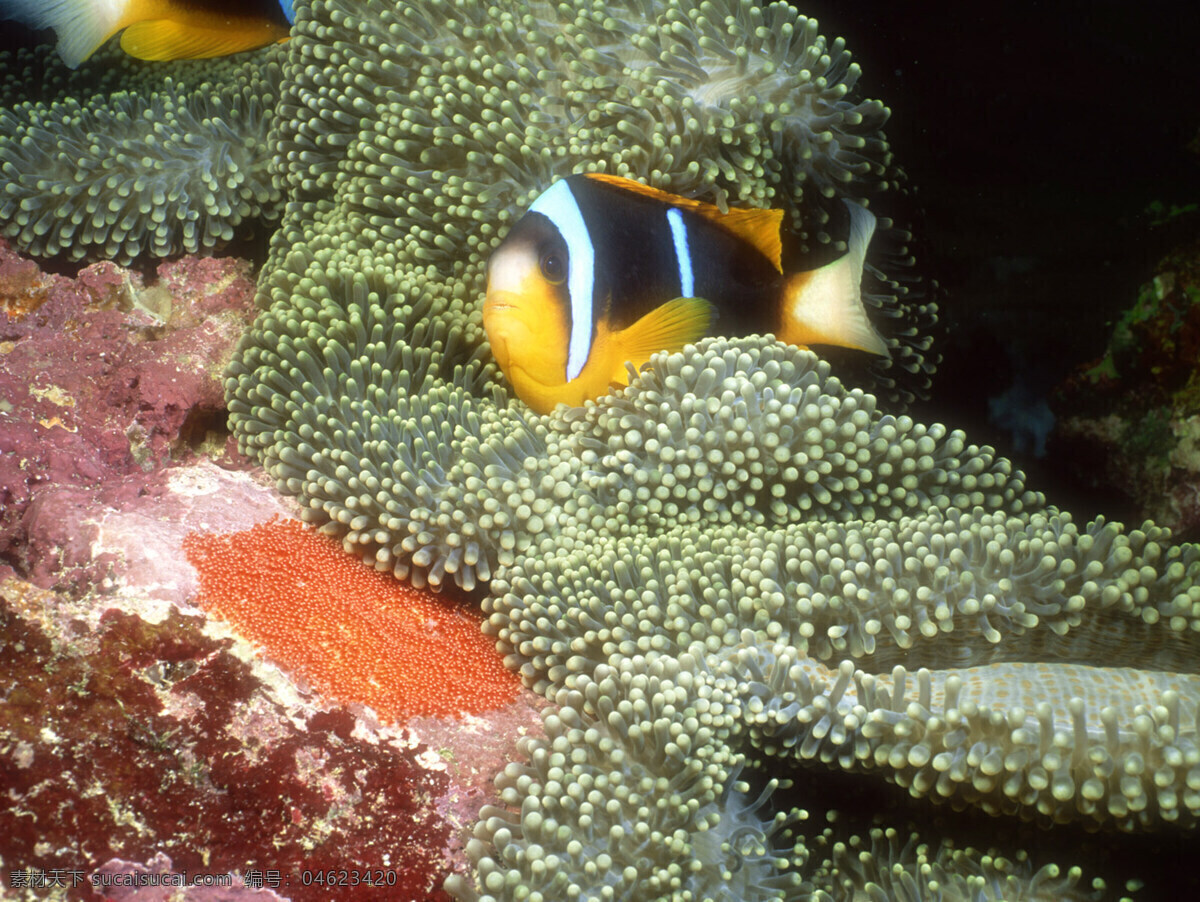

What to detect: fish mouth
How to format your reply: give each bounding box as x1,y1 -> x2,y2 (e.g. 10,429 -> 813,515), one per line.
483,290 -> 521,314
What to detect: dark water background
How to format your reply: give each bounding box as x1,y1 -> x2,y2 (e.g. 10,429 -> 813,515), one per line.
805,1 -> 1200,518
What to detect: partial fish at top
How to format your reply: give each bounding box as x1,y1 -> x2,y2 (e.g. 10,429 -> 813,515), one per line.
484,173 -> 890,414
0,0 -> 295,68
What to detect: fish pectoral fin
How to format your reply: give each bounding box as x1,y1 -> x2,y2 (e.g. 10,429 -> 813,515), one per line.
613,296 -> 715,374
120,13 -> 287,61
782,201 -> 891,358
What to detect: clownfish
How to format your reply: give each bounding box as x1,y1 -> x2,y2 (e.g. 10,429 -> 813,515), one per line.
484,173 -> 890,414
0,0 -> 294,68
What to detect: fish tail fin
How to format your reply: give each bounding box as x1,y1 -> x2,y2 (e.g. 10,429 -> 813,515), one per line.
612,296 -> 715,381
0,0 -> 130,67
781,200 -> 891,358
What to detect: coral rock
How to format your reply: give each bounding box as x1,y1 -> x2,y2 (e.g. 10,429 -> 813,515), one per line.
0,239 -> 258,590
0,582 -> 455,901
1053,234 -> 1200,539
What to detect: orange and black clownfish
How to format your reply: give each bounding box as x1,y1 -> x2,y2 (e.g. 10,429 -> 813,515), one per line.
484,173 -> 890,415
0,0 -> 294,68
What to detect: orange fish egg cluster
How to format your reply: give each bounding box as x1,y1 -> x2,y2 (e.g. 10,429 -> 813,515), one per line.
183,519 -> 520,722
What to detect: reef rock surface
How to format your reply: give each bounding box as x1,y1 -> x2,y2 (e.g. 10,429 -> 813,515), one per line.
0,244 -> 541,900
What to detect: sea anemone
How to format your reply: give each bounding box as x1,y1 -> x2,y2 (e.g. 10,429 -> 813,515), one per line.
0,67 -> 281,262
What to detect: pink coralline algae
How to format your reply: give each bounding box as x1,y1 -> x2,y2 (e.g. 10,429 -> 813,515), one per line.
0,239 -> 258,590
0,580 -> 456,901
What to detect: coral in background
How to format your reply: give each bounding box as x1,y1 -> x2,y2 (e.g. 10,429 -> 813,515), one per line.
0,415 -> 544,898
0,234 -> 547,897
184,518 -> 521,722
1054,234 -> 1200,538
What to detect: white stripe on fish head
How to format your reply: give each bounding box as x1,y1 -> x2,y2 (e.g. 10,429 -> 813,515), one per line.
666,208 -> 694,298
529,179 -> 595,383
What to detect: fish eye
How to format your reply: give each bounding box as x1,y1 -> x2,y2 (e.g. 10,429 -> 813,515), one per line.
540,252 -> 566,284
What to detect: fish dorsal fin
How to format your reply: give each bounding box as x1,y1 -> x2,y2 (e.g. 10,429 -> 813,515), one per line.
120,7 -> 288,61
612,296 -> 715,377
585,173 -> 784,273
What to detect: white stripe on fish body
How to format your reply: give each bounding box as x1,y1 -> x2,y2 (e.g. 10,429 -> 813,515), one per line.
666,207 -> 695,298
529,179 -> 595,383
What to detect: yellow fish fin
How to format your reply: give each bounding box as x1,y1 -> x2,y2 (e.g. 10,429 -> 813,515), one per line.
585,173 -> 784,272
780,201 -> 890,358
611,296 -> 715,379
120,11 -> 288,61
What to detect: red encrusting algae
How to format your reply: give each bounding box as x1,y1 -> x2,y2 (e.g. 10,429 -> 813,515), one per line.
184,518 -> 520,722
